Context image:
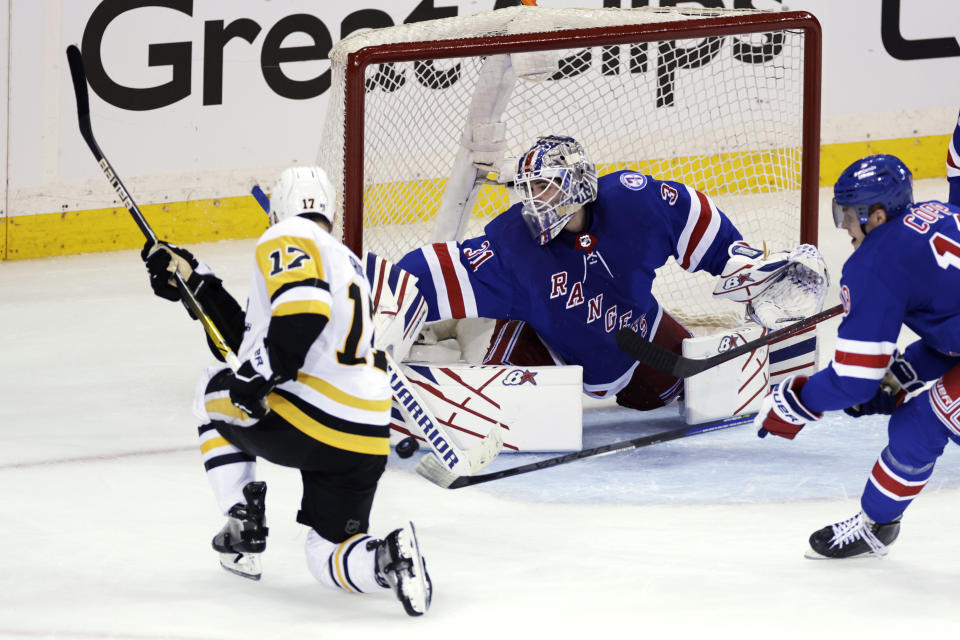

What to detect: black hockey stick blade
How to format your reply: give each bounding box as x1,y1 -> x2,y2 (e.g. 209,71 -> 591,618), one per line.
66,44 -> 157,243
416,412 -> 755,489
616,303 -> 844,378
66,45 -> 96,156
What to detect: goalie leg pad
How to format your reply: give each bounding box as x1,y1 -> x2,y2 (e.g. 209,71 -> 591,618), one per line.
396,361 -> 583,452
768,322 -> 819,387
681,323 -> 770,424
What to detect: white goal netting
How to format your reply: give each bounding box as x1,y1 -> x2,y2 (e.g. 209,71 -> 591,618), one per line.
317,5 -> 820,330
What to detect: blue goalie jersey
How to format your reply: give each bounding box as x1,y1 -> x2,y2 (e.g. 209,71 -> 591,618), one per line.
397,170 -> 743,395
802,199 -> 960,412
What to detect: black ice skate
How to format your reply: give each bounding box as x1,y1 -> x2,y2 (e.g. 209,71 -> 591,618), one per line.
212,481 -> 268,580
371,521 -> 432,616
805,511 -> 900,559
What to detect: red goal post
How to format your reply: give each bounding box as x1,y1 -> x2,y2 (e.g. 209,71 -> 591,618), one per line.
318,5 -> 822,329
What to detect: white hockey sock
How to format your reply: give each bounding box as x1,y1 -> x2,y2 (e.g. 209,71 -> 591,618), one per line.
305,529 -> 387,594
199,425 -> 256,514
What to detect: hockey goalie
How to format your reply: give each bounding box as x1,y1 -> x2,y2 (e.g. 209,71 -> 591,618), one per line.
369,135 -> 828,453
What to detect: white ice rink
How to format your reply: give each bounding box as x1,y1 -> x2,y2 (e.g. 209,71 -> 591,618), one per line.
2,180 -> 960,638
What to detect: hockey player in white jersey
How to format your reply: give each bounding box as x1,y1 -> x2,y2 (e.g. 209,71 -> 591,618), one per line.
142,166 -> 431,616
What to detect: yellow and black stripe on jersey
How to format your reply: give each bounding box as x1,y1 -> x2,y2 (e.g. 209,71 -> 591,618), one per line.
267,388 -> 390,456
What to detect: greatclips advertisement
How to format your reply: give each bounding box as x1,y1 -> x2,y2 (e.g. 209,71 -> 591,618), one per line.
1,0 -> 958,258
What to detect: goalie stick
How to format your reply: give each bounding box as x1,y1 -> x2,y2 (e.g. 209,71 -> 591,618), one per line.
416,412 -> 755,489
616,304 -> 844,378
65,45 -> 240,371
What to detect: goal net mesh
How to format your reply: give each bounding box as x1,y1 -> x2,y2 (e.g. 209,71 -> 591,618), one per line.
317,5 -> 817,330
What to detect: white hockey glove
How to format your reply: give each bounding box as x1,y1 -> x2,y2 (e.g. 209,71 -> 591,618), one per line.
754,375 -> 822,440
714,242 -> 829,329
365,252 -> 429,363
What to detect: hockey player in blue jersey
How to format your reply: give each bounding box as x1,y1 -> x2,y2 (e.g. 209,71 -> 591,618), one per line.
397,135 -> 826,413
754,154 -> 960,559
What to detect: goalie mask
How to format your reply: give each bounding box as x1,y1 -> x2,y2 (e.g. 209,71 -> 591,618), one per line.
832,154 -> 913,230
269,165 -> 336,227
514,135 -> 598,245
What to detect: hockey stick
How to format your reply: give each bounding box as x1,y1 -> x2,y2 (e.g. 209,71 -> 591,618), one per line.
416,412 -> 755,489
616,303 -> 844,378
65,45 -> 240,370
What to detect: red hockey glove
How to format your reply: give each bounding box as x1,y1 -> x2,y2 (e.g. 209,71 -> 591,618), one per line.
754,375 -> 822,440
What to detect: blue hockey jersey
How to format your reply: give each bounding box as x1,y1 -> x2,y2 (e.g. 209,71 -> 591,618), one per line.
397,170 -> 743,395
802,200 -> 960,412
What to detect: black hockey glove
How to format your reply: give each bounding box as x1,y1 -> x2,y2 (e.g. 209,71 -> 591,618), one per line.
844,350 -> 921,417
843,383 -> 903,417
141,240 -> 205,302
227,361 -> 276,420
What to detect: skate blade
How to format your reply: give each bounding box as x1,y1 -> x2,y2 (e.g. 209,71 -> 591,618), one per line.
395,522 -> 430,616
804,547 -> 888,560
219,551 -> 262,580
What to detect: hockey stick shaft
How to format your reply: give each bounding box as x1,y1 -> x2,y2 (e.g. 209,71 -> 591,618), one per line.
616,303 -> 844,378
430,412 -> 754,489
65,45 -> 240,370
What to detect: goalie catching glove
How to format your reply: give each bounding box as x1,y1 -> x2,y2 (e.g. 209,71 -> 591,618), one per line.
754,375 -> 822,440
844,349 -> 923,417
714,242 -> 829,328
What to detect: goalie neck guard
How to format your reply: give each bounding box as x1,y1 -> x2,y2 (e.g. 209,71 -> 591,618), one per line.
515,135 -> 598,245
269,165 -> 336,227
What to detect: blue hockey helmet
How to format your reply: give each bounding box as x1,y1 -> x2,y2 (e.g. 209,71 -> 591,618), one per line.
514,135 -> 598,245
832,154 -> 913,229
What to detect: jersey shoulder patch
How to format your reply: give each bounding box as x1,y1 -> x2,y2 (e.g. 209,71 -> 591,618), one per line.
618,172 -> 648,191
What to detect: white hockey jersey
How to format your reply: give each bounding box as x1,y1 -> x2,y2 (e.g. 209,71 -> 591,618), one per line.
240,216 -> 392,455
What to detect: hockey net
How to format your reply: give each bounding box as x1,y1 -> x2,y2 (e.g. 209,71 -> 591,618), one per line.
317,5 -> 821,332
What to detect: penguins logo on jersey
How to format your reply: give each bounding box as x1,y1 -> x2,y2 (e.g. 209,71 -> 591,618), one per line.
619,172 -> 647,191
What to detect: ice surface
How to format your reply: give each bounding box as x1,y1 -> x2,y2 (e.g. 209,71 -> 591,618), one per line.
1,180 -> 958,638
